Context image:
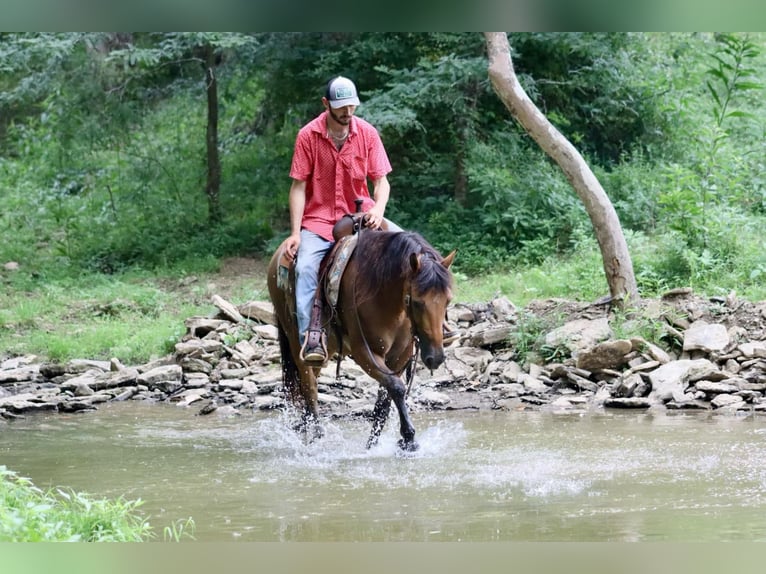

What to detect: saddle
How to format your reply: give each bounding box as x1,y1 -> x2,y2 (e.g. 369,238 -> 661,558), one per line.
275,212 -> 379,295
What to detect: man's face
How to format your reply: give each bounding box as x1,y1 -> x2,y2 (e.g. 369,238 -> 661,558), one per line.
325,102 -> 356,126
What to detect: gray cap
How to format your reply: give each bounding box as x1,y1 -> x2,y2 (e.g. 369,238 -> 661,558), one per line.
325,76 -> 360,108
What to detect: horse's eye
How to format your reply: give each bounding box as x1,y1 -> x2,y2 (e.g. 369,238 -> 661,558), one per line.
411,299 -> 425,311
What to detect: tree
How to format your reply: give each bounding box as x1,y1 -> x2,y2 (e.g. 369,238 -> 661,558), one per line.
484,32 -> 639,305
107,33 -> 258,225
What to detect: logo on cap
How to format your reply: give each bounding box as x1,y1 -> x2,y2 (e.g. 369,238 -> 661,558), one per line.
333,86 -> 354,99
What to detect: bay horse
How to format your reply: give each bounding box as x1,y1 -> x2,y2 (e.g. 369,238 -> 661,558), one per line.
267,227 -> 456,451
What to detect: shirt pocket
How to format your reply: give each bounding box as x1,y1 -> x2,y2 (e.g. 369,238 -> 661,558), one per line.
349,155 -> 367,182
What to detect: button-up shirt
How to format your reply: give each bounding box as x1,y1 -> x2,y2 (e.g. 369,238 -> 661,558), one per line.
289,112 -> 392,242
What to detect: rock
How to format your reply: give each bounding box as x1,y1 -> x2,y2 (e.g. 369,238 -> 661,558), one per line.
416,389 -> 451,407
252,325 -> 279,340
175,339 -> 224,355
604,397 -> 652,409
0,366 -> 40,384
576,339 -> 633,371
613,373 -> 642,398
694,381 -> 740,395
648,359 -> 714,403
185,317 -> 230,337
137,365 -> 183,387
683,321 -> 730,353
468,323 -> 513,347
738,341 -> 766,359
452,347 -> 493,371
238,300 -> 276,325
211,295 -> 245,323
711,394 -> 746,409
545,317 -> 612,353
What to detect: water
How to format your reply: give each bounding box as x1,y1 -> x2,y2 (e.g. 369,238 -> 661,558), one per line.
3,402 -> 766,542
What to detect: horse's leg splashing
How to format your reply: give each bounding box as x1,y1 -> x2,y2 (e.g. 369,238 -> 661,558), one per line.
366,387 -> 392,449
293,410 -> 324,444
386,375 -> 419,452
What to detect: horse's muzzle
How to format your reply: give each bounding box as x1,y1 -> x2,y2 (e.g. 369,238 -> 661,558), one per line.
421,346 -> 445,371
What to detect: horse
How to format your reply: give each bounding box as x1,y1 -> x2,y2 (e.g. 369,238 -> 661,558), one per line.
267,226 -> 456,451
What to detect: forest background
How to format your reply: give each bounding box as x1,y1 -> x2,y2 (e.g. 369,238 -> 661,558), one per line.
1,32 -> 766,363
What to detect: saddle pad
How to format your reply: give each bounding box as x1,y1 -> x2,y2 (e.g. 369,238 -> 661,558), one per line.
325,233 -> 358,307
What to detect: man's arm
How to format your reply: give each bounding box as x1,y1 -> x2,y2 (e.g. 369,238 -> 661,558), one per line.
366,175 -> 390,229
283,179 -> 306,260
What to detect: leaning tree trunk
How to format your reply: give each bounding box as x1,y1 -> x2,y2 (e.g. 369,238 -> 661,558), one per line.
484,32 -> 639,306
204,45 -> 222,225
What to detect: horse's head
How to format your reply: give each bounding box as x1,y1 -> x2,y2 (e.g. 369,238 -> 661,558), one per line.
407,249 -> 456,371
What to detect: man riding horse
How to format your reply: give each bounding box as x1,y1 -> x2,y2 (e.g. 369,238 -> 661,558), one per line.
277,75 -> 458,365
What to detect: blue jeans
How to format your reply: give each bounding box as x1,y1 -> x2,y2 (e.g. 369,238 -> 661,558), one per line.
295,229 -> 333,345
294,220 -> 403,344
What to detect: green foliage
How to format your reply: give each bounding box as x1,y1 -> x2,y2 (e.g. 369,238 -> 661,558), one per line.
0,465 -> 152,541
3,31 -> 766,333
0,269 -> 214,363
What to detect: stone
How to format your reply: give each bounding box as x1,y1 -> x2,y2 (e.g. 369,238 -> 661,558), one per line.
238,300 -> 276,325
416,389 -> 451,407
0,366 -> 40,384
694,381 -> 740,395
211,294 -> 245,323
137,364 -> 183,387
468,323 -> 513,347
683,320 -> 730,353
253,325 -> 279,340
738,341 -> 766,359
545,317 -> 612,353
711,394 -> 746,409
648,359 -> 714,403
452,347 -> 493,371
603,397 -> 652,409
575,339 -> 633,371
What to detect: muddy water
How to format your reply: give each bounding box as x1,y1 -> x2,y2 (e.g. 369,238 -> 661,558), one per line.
3,402 -> 766,542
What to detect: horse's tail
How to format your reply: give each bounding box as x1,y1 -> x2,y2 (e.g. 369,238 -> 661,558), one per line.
276,320 -> 301,405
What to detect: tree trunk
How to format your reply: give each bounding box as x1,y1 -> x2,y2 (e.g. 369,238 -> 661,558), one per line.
204,45 -> 222,225
484,32 -> 639,306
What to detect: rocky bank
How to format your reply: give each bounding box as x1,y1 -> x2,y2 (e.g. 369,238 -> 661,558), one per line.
2,288 -> 766,423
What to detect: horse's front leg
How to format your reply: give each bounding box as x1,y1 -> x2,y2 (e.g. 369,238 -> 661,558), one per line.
293,365 -> 324,443
366,387 -> 392,449
383,374 -> 418,452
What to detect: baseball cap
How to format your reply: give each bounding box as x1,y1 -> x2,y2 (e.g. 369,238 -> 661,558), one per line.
325,76 -> 361,108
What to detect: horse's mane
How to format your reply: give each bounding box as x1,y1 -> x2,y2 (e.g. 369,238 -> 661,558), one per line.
353,231 -> 452,304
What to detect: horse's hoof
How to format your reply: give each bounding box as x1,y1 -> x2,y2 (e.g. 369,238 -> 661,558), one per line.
397,438 -> 419,452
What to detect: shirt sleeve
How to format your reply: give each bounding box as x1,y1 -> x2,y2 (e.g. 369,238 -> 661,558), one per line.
289,128 -> 313,181
366,128 -> 392,180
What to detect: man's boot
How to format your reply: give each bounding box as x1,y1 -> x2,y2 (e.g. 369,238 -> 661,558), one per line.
300,297 -> 327,364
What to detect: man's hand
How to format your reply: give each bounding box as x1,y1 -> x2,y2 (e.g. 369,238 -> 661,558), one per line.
282,233 -> 300,261
365,204 -> 385,229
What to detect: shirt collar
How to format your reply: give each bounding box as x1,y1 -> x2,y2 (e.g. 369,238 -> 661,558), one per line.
318,111 -> 357,137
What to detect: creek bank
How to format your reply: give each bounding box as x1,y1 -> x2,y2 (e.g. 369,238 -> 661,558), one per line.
2,289 -> 766,422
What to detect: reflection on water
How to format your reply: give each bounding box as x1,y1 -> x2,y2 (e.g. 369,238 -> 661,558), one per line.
3,402 -> 766,541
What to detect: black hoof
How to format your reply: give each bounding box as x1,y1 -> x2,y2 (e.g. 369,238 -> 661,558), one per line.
397,438 -> 419,452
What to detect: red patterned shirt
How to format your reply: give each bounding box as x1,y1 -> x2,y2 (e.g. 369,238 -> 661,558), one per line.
290,112 -> 392,241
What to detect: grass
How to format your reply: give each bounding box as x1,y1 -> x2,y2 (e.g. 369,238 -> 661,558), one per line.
0,466 -> 153,542
0,260 -> 266,364
0,466 -> 196,542
2,225 -> 766,366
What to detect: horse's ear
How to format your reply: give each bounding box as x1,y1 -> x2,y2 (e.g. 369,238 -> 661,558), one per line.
441,249 -> 457,269
409,252 -> 421,273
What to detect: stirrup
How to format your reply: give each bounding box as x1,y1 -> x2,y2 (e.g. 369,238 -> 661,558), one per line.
300,329 -> 327,364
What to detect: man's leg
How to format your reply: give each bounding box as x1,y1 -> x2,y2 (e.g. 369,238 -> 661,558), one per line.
294,229 -> 332,360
